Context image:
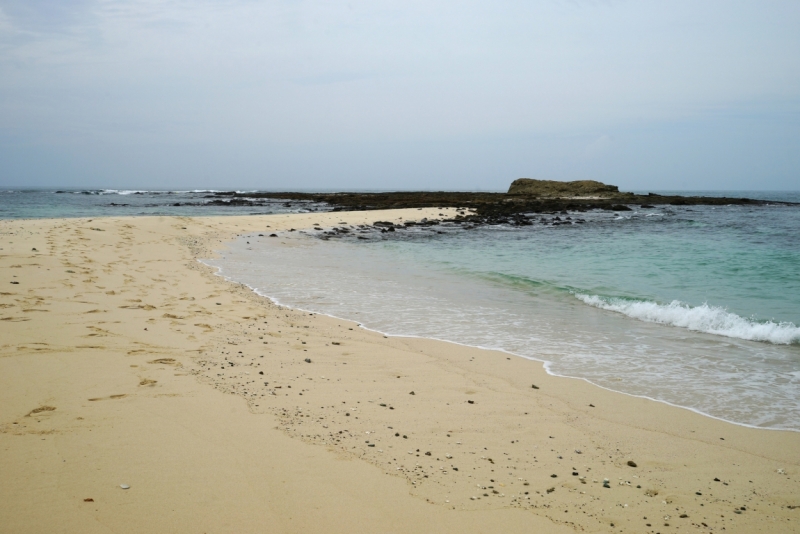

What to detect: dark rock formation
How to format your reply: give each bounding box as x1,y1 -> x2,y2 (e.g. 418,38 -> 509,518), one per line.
508,178 -> 619,197
196,180 -> 794,231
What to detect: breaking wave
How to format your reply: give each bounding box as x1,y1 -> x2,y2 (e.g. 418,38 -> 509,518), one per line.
575,294 -> 800,345
55,189 -> 224,195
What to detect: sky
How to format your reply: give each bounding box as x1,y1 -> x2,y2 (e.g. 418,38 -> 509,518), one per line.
0,0 -> 799,191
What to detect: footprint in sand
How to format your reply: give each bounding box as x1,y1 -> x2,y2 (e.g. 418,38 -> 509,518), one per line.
139,379 -> 157,386
88,394 -> 127,402
26,406 -> 56,417
148,358 -> 178,365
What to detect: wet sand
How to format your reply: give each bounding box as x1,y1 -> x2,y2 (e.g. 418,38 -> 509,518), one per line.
0,210 -> 798,533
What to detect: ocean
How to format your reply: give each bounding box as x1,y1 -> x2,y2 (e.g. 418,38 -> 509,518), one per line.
0,188 -> 329,219
3,188 -> 799,430
204,191 -> 800,431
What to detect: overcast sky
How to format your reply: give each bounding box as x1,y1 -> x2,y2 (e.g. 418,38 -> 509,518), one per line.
1,0 -> 798,191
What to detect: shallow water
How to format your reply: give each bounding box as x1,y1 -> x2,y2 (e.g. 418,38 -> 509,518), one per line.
207,194 -> 800,430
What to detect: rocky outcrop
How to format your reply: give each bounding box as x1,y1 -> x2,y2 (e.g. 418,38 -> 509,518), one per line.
507,178 -> 619,197
202,185 -> 784,219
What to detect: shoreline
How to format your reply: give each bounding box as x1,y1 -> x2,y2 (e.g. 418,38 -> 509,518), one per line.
210,265 -> 799,435
206,226 -> 799,434
1,211 -> 798,533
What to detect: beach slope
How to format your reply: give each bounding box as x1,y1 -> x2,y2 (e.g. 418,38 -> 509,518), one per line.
1,212 -> 797,533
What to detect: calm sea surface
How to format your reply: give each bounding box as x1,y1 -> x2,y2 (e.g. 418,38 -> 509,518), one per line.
3,189 -> 798,430
0,188 -> 328,218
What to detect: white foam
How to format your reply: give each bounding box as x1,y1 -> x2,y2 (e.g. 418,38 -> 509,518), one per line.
79,189 -> 225,195
103,189 -> 147,195
575,294 -> 800,345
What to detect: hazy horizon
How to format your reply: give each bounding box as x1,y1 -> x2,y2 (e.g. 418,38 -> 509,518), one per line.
1,1 -> 799,191
2,185 -> 798,194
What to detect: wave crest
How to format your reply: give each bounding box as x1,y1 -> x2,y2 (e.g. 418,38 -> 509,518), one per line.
56,189 -> 224,195
575,294 -> 800,345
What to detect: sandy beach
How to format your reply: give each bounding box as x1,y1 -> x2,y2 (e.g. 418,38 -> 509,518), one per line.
1,210 -> 798,534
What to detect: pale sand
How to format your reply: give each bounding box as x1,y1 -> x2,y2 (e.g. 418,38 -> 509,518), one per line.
1,210 -> 797,533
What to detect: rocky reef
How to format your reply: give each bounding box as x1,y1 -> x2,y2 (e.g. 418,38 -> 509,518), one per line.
121,180 -> 793,228
207,180 -> 787,222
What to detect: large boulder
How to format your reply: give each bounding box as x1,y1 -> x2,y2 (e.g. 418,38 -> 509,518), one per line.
508,178 -> 619,197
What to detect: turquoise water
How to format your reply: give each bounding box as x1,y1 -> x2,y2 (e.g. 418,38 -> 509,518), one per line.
428,202 -> 800,339
209,193 -> 800,430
